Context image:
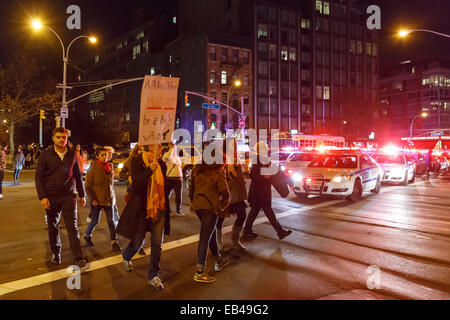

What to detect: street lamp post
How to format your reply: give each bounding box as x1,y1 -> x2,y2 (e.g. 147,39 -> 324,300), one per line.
226,79 -> 242,129
410,112 -> 428,142
398,29 -> 450,39
31,19 -> 96,128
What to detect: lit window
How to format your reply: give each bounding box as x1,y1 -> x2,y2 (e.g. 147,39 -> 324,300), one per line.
132,45 -> 141,59
258,24 -> 268,38
221,71 -> 227,85
143,41 -> 149,53
323,86 -> 330,100
366,43 -> 372,55
289,48 -> 296,61
136,31 -> 144,40
301,19 -> 311,29
243,73 -> 249,86
316,85 -> 322,99
94,54 -> 99,64
172,16 -> 177,24
210,70 -> 216,84
281,47 -> 288,61
316,0 -> 323,13
150,67 -> 155,75
116,42 -> 122,50
323,2 -> 330,15
125,113 -> 130,122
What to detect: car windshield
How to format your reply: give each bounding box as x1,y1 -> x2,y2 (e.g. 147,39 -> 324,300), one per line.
290,153 -> 316,162
374,154 -> 404,164
308,155 -> 357,168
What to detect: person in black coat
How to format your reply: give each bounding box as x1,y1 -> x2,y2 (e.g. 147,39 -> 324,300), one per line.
116,144 -> 166,291
34,127 -> 87,267
242,143 -> 292,240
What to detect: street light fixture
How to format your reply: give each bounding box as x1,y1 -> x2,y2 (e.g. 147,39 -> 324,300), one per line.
398,29 -> 450,39
226,79 -> 243,129
30,19 -> 97,128
410,112 -> 428,141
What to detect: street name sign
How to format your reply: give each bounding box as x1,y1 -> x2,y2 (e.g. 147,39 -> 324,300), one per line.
202,103 -> 220,109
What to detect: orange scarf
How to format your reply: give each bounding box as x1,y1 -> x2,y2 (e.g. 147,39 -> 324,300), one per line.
142,148 -> 165,221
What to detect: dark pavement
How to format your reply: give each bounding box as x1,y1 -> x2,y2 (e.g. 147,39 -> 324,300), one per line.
0,168 -> 449,300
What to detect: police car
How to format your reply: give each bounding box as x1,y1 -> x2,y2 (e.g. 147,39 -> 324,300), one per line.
372,152 -> 415,185
291,152 -> 382,201
281,152 -> 318,179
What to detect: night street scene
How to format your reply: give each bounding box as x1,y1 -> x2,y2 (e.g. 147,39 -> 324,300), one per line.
0,0 -> 450,310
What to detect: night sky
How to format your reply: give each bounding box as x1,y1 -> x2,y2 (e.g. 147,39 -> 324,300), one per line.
0,0 -> 449,77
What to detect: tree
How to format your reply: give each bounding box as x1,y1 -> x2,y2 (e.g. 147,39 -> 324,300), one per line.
0,55 -> 59,155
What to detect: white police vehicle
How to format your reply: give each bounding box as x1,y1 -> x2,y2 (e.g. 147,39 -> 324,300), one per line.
291,152 -> 382,201
372,153 -> 415,185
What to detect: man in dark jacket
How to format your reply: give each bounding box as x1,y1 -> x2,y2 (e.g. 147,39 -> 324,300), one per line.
35,127 -> 87,267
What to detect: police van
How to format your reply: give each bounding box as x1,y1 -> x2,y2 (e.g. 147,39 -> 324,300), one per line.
291,151 -> 382,201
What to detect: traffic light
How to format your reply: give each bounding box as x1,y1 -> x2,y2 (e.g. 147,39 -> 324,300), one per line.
211,121 -> 215,129
39,109 -> 46,120
184,94 -> 190,107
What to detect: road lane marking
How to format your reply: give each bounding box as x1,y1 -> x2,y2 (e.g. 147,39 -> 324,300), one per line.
0,199 -> 344,296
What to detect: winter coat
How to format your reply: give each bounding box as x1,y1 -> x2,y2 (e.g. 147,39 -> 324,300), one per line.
226,164 -> 247,204
0,150 -> 6,171
14,152 -> 25,170
84,161 -> 116,206
248,161 -> 272,208
189,164 -> 229,215
35,146 -> 85,200
116,154 -> 160,240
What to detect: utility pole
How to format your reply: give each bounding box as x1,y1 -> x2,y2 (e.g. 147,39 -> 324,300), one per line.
39,109 -> 45,147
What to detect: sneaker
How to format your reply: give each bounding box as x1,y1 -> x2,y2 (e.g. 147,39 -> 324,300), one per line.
176,211 -> 185,216
84,235 -> 95,246
51,254 -> 61,265
148,276 -> 165,290
138,248 -> 147,255
0,194 -> 3,199
194,272 -> 216,283
73,257 -> 87,268
241,231 -> 258,240
214,258 -> 229,272
123,260 -> 133,272
277,229 -> 292,240
111,241 -> 122,252
86,217 -> 92,223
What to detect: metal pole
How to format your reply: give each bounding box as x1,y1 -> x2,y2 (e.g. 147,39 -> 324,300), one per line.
410,115 -> 418,141
61,57 -> 67,128
39,117 -> 43,147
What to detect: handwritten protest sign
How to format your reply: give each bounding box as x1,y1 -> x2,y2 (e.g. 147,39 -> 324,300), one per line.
138,75 -> 180,145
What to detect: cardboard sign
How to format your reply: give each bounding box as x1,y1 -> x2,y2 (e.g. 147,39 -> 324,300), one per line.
138,76 -> 179,145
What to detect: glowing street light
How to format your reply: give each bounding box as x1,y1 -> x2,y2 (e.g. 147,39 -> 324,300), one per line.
410,112 -> 429,141
398,29 -> 450,39
30,19 -> 97,127
234,79 -> 242,87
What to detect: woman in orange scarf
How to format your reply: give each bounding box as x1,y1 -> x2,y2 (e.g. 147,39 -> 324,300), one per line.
116,144 -> 167,291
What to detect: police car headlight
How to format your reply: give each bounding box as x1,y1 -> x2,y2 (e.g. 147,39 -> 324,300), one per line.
281,165 -> 286,171
118,163 -> 124,169
292,173 -> 302,182
333,176 -> 343,183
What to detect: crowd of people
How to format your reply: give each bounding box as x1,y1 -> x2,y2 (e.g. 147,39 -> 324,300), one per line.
32,127 -> 293,291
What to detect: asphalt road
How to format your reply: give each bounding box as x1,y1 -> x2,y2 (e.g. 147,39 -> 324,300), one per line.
0,168 -> 449,300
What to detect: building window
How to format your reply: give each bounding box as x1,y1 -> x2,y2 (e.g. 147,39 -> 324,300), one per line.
258,24 -> 268,38
132,45 -> 140,59
372,44 -> 378,56
301,34 -> 311,46
221,71 -> 227,84
136,31 -> 144,40
143,41 -> 149,53
94,54 -> 99,64
323,2 -> 330,15
366,42 -> 372,55
258,79 -> 268,95
316,0 -> 323,13
301,52 -> 311,63
221,92 -> 228,103
349,40 -> 356,54
357,41 -> 363,54
210,91 -> 217,101
210,70 -> 217,84
323,86 -> 330,99
221,48 -> 228,63
289,48 -> 296,61
301,69 -> 311,81
209,46 -> 216,60
316,86 -> 323,99
242,51 -> 249,64
281,46 -> 288,61
258,61 -> 268,76
150,67 -> 155,75
125,113 -> 130,122
269,44 -> 277,60
243,73 -> 249,86
301,19 -> 311,29
231,49 -> 239,63
172,16 -> 177,24
116,42 -> 122,50
269,80 -> 277,96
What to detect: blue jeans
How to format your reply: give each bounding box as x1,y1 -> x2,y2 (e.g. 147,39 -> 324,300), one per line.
14,169 -> 21,181
85,205 -> 117,241
196,210 -> 220,271
122,214 -> 165,279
